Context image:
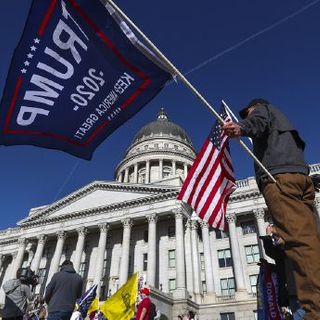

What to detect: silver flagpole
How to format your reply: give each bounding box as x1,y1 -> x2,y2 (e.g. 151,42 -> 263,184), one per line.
105,0 -> 277,184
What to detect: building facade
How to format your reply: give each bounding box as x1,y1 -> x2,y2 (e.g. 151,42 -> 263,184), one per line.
0,109 -> 319,320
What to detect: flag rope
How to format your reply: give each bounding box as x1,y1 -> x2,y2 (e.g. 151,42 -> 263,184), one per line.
105,0 -> 277,184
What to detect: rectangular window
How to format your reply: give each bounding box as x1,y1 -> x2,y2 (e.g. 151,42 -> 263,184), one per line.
241,221 -> 256,235
220,312 -> 235,320
218,249 -> 232,268
200,252 -> 205,270
245,245 -> 260,264
168,250 -> 176,268
143,253 -> 148,271
79,262 -> 86,277
250,274 -> 258,294
169,278 -> 176,292
168,225 -> 175,238
220,278 -> 235,296
215,229 -> 229,239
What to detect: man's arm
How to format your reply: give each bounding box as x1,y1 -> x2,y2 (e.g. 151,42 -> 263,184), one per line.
223,106 -> 270,139
44,276 -> 55,304
138,307 -> 147,320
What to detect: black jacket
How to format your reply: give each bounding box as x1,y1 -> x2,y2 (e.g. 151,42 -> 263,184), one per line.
239,104 -> 309,187
44,264 -> 83,313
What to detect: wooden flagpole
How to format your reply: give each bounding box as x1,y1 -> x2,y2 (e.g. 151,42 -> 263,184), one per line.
106,0 -> 277,184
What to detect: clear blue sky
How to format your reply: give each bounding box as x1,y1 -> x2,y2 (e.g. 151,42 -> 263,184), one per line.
0,0 -> 319,229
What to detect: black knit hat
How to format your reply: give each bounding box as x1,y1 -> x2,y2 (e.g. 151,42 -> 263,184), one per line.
239,98 -> 269,119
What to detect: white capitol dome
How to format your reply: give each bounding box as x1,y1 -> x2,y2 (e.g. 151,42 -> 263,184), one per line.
115,108 -> 196,185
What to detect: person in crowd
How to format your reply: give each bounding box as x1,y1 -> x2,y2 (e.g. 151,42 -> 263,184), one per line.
2,268 -> 34,320
223,99 -> 320,319
261,224 -> 305,320
44,260 -> 83,320
135,287 -> 152,320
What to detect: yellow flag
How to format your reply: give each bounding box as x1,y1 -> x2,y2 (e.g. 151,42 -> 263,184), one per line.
100,273 -> 138,320
87,296 -> 99,317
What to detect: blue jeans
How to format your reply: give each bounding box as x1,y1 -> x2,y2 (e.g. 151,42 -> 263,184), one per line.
47,311 -> 73,320
290,299 -> 305,320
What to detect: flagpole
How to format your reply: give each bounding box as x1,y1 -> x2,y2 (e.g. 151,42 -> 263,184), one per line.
222,100 -> 243,127
222,99 -> 253,143
106,0 -> 277,184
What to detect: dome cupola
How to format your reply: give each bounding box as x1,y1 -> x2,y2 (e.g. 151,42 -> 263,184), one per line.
132,108 -> 193,146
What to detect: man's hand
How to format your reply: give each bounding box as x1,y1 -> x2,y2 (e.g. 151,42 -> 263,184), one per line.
222,122 -> 242,138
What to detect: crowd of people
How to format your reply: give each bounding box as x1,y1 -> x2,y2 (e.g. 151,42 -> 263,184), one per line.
1,260 -> 83,320
0,261 -> 162,320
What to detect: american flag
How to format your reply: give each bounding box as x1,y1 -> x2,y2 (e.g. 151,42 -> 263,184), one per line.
77,284 -> 98,319
177,106 -> 236,230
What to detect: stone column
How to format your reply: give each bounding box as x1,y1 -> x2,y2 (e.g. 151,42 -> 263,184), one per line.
145,161 -> 150,183
173,208 -> 188,299
94,224 -> 109,293
48,231 -> 66,282
74,227 -> 88,273
0,254 -> 5,274
159,159 -> 163,180
26,242 -> 35,267
200,221 -> 215,300
190,220 -> 201,299
124,168 -> 129,183
12,238 -> 26,278
119,218 -> 133,286
253,208 -> 266,237
119,172 -> 123,183
226,213 -> 247,295
184,163 -> 188,179
31,235 -> 47,274
172,160 -> 176,176
134,163 -> 138,184
184,220 -> 194,295
10,252 -> 18,279
253,208 -> 267,258
209,230 -> 222,295
147,214 -> 158,287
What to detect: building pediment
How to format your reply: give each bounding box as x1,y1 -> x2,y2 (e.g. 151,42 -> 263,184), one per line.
18,181 -> 178,226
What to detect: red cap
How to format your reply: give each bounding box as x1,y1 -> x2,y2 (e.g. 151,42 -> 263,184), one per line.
140,287 -> 150,295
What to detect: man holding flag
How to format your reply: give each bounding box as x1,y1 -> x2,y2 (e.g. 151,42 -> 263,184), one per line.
223,99 -> 320,320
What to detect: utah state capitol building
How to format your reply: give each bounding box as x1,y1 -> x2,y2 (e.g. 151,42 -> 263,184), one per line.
0,108 -> 319,320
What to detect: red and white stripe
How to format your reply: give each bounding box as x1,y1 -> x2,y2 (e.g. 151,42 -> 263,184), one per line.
177,128 -> 236,230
